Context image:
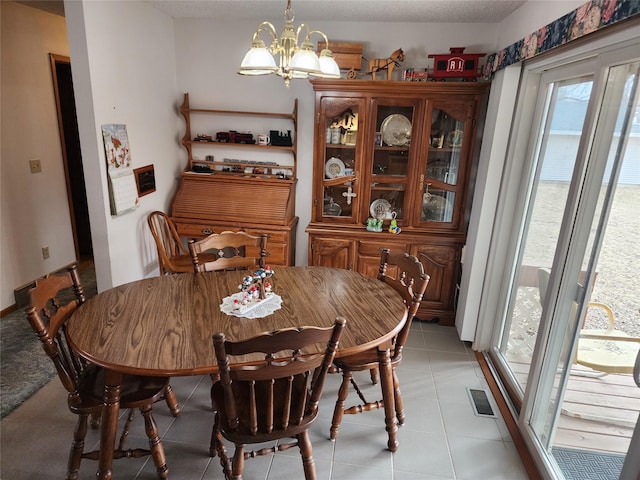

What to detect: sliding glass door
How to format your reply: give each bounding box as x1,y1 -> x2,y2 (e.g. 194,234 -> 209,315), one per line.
487,41 -> 640,479
498,74 -> 593,398
525,60 -> 639,464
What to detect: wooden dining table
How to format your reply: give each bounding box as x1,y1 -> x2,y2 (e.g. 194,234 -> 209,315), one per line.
66,266 -> 408,479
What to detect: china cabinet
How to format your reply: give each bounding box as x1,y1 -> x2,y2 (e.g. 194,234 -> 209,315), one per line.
170,93 -> 298,266
306,80 -> 489,324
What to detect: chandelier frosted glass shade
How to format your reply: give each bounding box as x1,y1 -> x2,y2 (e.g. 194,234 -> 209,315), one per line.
239,40 -> 279,76
288,41 -> 322,75
315,50 -> 341,78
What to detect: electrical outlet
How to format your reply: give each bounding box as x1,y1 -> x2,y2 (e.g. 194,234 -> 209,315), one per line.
29,159 -> 42,173
42,246 -> 49,259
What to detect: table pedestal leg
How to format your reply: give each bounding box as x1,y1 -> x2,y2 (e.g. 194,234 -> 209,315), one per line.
377,344 -> 398,452
97,370 -> 122,480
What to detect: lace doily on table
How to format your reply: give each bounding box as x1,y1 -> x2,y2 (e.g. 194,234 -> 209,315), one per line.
220,293 -> 282,319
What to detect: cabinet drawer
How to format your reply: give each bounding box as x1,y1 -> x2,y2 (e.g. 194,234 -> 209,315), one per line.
263,245 -> 286,266
175,222 -> 218,238
244,229 -> 287,244
359,240 -> 408,257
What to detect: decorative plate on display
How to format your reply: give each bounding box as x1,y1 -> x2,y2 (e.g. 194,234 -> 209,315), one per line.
381,114 -> 412,146
325,157 -> 345,179
369,198 -> 392,220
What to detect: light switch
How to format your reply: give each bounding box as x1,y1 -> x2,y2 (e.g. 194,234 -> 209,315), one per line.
29,159 -> 42,173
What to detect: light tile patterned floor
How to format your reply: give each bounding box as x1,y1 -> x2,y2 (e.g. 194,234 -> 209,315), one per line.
0,322 -> 529,479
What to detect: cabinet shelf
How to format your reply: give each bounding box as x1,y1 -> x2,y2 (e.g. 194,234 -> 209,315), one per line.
180,93 -> 297,178
429,147 -> 460,153
371,184 -> 407,191
374,146 -> 410,152
188,107 -> 295,120
326,144 -> 356,149
182,170 -> 295,183
187,140 -> 294,153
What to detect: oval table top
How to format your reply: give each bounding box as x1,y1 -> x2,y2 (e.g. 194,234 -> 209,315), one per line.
67,266 -> 407,377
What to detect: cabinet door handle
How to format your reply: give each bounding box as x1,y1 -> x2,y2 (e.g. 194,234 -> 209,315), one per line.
418,174 -> 425,192
202,228 -> 213,235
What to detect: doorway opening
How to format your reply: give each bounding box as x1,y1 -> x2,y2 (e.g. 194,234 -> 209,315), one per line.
49,54 -> 93,260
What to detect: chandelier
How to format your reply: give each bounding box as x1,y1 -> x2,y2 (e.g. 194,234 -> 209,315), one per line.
238,0 -> 341,87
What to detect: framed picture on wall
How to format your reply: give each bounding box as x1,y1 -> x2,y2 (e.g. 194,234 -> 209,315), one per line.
133,164 -> 156,196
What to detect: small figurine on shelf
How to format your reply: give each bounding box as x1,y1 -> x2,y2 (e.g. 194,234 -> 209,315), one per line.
366,218 -> 383,232
195,133 -> 213,142
389,219 -> 401,234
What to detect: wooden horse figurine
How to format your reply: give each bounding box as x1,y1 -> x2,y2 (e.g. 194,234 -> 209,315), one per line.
368,48 -> 405,80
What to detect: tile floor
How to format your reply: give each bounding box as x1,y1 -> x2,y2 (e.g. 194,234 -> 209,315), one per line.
1,322 -> 529,479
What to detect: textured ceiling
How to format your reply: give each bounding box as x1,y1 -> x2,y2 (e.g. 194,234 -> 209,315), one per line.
17,0 -> 528,23
147,0 -> 528,23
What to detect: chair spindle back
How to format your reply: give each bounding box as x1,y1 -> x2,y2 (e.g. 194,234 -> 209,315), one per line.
147,211 -> 189,275
213,318 -> 346,437
24,265 -> 87,403
377,249 -> 429,360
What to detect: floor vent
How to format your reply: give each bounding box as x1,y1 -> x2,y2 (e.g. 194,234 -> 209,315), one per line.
467,388 -> 496,417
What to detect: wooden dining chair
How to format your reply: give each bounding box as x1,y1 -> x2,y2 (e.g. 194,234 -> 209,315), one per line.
188,230 -> 269,272
210,318 -> 346,480
147,210 -> 194,274
25,265 -> 178,480
329,249 -> 429,441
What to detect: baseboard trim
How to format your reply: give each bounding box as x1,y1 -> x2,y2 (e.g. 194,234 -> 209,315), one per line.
6,261 -> 80,317
0,303 -> 18,318
475,350 -> 542,480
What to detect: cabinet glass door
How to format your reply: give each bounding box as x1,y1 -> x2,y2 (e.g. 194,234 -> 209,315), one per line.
320,97 -> 364,222
366,100 -> 417,229
419,102 -> 470,228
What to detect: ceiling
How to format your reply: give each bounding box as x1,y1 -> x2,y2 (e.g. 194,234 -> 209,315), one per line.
149,0 -> 527,23
19,0 -> 528,23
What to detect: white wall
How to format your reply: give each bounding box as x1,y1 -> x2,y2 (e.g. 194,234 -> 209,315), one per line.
173,19 -> 499,266
497,1 -> 585,47
0,2 -> 75,309
64,0 -> 179,291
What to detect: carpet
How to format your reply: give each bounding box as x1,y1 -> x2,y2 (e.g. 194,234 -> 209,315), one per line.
552,446 -> 625,480
0,261 -> 96,419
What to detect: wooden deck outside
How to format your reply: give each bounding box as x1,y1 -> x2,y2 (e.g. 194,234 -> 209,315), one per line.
507,355 -> 638,455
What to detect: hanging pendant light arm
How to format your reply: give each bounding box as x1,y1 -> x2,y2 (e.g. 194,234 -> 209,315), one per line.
308,30 -> 330,46
253,22 -> 278,49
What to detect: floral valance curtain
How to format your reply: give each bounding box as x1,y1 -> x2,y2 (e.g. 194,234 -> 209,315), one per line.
483,0 -> 640,77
